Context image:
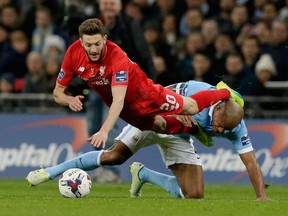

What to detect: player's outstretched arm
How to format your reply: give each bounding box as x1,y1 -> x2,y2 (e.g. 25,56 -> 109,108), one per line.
53,82 -> 85,112
239,151 -> 270,200
88,85 -> 127,148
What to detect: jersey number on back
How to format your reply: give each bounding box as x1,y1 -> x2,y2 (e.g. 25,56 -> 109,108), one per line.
160,94 -> 180,111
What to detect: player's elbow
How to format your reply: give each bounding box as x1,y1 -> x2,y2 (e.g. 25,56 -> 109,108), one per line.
53,91 -> 61,104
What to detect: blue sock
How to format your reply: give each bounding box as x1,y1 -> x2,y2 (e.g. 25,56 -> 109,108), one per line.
138,167 -> 182,198
46,151 -> 103,179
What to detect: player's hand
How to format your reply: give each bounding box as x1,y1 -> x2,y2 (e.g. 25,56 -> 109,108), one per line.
68,95 -> 85,112
175,115 -> 197,127
87,131 -> 108,148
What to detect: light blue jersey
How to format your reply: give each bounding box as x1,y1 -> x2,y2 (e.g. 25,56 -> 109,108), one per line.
173,80 -> 253,154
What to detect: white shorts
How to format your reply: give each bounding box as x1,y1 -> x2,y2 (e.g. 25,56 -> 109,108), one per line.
115,124 -> 202,168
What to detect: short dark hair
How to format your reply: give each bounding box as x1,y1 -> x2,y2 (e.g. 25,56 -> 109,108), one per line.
78,18 -> 106,38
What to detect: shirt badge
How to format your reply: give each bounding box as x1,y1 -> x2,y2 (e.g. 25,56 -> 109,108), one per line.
115,71 -> 128,82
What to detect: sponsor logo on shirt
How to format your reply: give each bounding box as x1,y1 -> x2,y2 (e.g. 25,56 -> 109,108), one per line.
115,71 -> 128,82
58,69 -> 65,80
78,66 -> 85,72
88,78 -> 110,85
241,134 -> 251,146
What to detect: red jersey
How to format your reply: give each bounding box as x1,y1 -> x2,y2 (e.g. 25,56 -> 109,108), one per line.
57,40 -> 183,130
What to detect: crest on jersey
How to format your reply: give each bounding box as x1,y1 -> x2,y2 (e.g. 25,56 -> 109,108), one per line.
241,134 -> 251,146
89,68 -> 96,77
115,71 -> 128,82
99,66 -> 106,76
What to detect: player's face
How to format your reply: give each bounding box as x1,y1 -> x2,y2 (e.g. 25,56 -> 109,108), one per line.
212,108 -> 225,134
80,34 -> 107,62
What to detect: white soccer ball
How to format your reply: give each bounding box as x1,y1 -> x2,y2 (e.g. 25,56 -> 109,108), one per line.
58,168 -> 92,198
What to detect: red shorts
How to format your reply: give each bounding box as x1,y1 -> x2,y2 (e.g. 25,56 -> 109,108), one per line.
120,84 -> 184,130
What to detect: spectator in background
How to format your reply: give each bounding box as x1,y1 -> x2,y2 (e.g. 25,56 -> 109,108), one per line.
201,19 -> 219,53
192,50 -> 218,85
278,0 -> 288,24
151,0 -> 183,25
184,0 -> 214,18
177,31 -> 206,81
31,6 -> 67,53
265,20 -> 288,81
152,55 -> 180,86
0,3 -> 23,32
179,8 -> 203,36
239,35 -> 261,72
42,34 -> 66,60
237,20 -> 272,48
23,51 -> 45,93
254,53 -> 277,93
0,72 -> 14,93
262,1 -> 279,27
244,0 -> 265,22
228,5 -> 249,40
252,53 -> 281,112
21,0 -> 64,39
211,32 -> 235,80
124,1 -> 144,24
253,21 -> 272,47
0,72 -> 15,111
0,0 -> 11,8
143,20 -> 175,74
0,30 -> 29,79
43,54 -> 61,93
214,0 -> 236,32
223,52 -> 256,95
161,13 -> 179,57
0,24 -> 9,58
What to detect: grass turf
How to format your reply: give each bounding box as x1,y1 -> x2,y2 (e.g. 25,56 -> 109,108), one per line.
0,179 -> 287,216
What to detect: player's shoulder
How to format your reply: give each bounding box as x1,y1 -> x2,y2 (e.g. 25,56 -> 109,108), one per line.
105,40 -> 130,68
64,39 -> 86,62
106,40 -> 126,57
67,39 -> 82,53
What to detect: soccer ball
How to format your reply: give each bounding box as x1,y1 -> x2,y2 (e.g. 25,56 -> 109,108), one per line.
58,168 -> 92,198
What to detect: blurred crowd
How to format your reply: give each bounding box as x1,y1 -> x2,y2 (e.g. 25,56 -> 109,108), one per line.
0,0 -> 288,99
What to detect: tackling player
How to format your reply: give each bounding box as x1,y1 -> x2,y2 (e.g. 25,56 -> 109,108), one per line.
53,18 -> 244,148
26,81 -> 268,200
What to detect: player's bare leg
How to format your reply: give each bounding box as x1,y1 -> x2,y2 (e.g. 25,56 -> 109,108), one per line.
169,164 -> 204,198
100,140 -> 133,165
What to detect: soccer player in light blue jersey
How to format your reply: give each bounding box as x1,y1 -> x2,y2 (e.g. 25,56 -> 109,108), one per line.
26,80 -> 268,200
129,80 -> 268,200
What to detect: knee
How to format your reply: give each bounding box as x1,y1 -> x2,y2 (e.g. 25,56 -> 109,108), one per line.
100,151 -> 127,165
183,189 -> 204,199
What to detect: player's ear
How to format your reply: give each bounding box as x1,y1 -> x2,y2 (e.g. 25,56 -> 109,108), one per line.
79,38 -> 84,47
103,35 -> 107,44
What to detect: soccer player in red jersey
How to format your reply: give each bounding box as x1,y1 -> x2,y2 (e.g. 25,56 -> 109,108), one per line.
53,18 -> 244,148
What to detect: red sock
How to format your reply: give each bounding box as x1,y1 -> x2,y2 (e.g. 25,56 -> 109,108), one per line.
190,89 -> 230,112
162,115 -> 198,134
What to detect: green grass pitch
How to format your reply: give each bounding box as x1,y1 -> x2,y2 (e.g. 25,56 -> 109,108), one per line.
0,179 -> 287,216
